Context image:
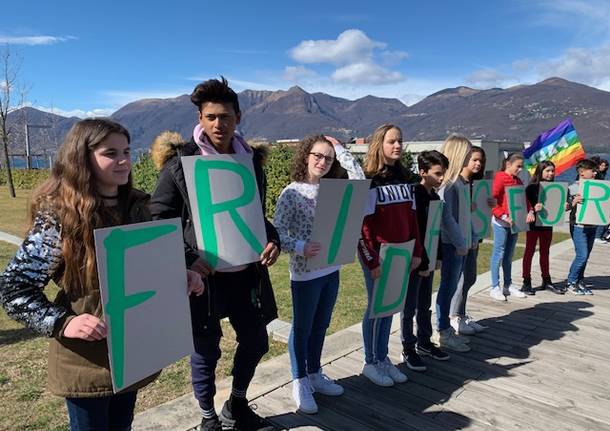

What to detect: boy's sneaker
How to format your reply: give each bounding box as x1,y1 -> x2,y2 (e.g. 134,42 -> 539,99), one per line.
402,349 -> 427,371
490,286 -> 506,301
199,416 -> 222,431
577,280 -> 593,295
382,357 -> 408,383
594,238 -> 606,244
464,315 -> 487,332
451,316 -> 476,335
507,284 -> 527,298
219,398 -> 276,431
362,363 -> 393,387
438,328 -> 471,352
292,377 -> 318,414
566,282 -> 585,296
416,344 -> 450,361
520,279 -> 536,296
308,371 -> 343,396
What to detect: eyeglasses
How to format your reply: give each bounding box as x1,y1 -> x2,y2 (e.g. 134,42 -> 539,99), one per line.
309,152 -> 334,163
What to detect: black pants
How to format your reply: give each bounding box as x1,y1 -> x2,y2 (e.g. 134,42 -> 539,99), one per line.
400,270 -> 434,350
190,266 -> 269,410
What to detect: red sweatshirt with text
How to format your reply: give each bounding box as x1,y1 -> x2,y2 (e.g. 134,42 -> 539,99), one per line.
491,171 -> 524,219
358,164 -> 423,270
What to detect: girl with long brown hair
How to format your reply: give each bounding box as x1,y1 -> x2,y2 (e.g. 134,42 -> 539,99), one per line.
0,118 -> 202,430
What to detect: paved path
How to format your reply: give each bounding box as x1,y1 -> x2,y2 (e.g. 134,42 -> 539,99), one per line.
134,238 -> 610,430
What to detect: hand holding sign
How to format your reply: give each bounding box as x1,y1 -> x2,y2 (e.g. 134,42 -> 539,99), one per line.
304,241 -> 322,258
186,270 -> 204,296
63,314 -> 108,341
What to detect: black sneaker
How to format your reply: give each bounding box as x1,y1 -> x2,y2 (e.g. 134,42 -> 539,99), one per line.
416,344 -> 450,361
200,416 -> 222,431
401,349 -> 427,371
220,398 -> 276,431
520,279 -> 536,296
567,282 -> 585,296
577,279 -> 593,295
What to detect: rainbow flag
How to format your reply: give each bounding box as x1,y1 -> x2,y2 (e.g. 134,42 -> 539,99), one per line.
523,119 -> 585,175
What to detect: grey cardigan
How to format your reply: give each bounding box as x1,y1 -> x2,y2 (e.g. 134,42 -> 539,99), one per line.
439,178 -> 477,249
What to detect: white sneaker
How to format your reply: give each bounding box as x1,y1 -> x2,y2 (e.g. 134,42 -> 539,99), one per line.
594,238 -> 606,244
465,315 -> 487,332
362,363 -> 394,387
308,371 -> 344,396
489,286 -> 506,301
438,328 -> 471,352
508,284 -> 527,298
292,377 -> 318,414
382,357 -> 408,383
451,316 -> 476,335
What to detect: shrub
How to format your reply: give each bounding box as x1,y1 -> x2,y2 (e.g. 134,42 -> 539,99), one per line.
263,144 -> 294,218
131,153 -> 159,194
0,168 -> 49,189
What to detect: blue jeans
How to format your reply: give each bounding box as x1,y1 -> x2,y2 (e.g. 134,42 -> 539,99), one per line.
65,391 -> 137,431
490,223 -> 518,288
436,242 -> 465,331
360,258 -> 392,364
596,224 -> 608,239
401,270 -> 434,350
289,271 -> 340,379
450,246 -> 478,317
568,225 -> 597,284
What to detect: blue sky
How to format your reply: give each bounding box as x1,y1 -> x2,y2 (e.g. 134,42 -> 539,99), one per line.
3,0 -> 610,117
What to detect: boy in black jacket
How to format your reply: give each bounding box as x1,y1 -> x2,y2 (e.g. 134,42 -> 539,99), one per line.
401,150 -> 451,371
150,77 -> 279,431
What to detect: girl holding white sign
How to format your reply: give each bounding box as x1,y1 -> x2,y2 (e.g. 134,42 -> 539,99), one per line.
358,124 -> 423,387
436,135 -> 475,352
522,161 -> 563,295
449,146 -> 493,336
489,153 -> 527,301
273,135 -> 364,414
0,119 -> 203,431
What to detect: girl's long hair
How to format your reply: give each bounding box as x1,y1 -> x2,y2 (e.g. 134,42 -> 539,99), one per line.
440,134 -> 472,188
290,134 -> 336,182
30,118 -> 132,297
530,160 -> 555,184
363,124 -> 406,177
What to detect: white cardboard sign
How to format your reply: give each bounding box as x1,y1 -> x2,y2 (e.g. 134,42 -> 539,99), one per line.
576,180 -> 610,225
472,180 -> 492,239
182,155 -> 268,270
506,185 -> 529,233
424,200 -> 443,272
307,179 -> 371,271
536,182 -> 568,227
94,218 -> 193,392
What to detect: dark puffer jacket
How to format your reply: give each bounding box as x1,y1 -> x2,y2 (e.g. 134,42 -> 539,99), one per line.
150,138 -> 280,331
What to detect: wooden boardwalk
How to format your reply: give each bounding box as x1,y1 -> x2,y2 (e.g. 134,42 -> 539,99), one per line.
251,242 -> 610,431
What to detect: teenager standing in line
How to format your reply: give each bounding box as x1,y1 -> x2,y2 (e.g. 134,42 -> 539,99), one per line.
489,153 -> 528,301
358,124 -> 423,387
436,135 -> 474,352
0,119 -> 203,431
273,135 -> 364,414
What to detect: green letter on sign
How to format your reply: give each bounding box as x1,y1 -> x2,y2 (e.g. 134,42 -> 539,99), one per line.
539,183 -> 566,225
327,183 -> 353,264
507,187 -> 526,232
373,247 -> 412,315
426,201 -> 442,257
194,159 -> 264,268
473,181 -> 491,238
577,181 -> 610,225
103,224 -> 176,388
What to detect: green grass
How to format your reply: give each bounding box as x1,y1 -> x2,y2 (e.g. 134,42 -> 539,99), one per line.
0,186 -> 31,237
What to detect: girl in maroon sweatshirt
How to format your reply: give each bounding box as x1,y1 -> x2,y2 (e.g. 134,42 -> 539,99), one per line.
358,124 -> 423,387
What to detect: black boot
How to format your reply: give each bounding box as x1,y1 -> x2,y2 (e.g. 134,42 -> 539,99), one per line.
520,278 -> 536,295
544,277 -> 564,295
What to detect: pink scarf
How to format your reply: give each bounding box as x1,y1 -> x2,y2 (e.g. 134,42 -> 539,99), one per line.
193,124 -> 252,156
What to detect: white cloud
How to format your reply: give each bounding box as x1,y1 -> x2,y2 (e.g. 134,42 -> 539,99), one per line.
287,29 -> 407,86
332,62 -> 404,85
283,66 -> 318,82
0,35 -> 76,46
102,89 -> 187,106
465,68 -> 517,89
542,44 -> 610,90
289,29 -> 385,64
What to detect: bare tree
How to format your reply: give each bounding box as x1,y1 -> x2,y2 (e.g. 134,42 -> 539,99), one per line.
0,45 -> 25,198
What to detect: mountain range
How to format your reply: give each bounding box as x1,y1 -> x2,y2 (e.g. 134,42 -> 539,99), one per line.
6,77 -> 610,155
